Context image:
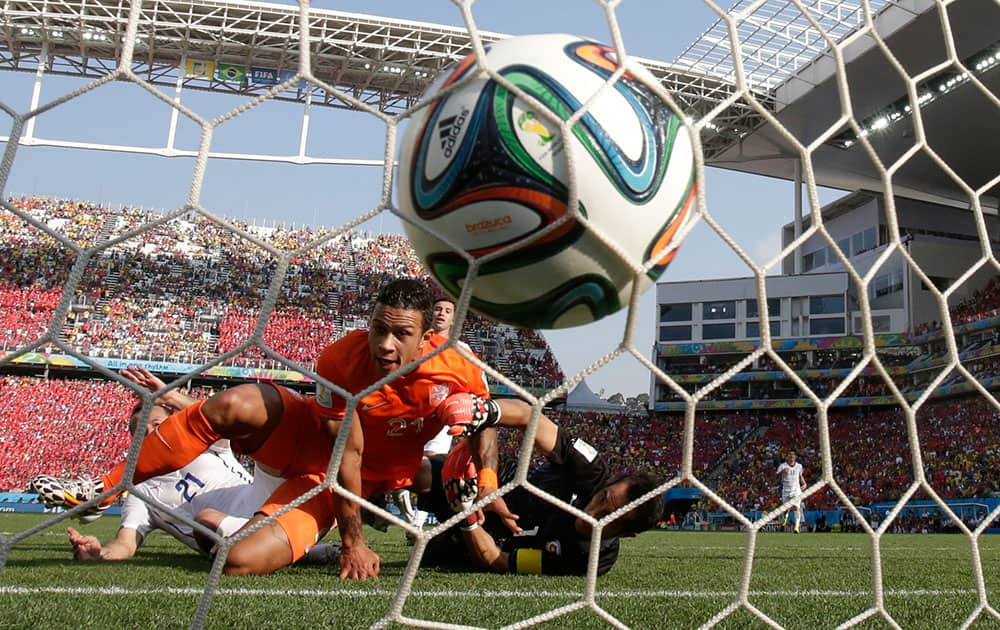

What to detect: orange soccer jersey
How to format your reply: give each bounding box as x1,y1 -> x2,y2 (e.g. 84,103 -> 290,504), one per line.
315,330 -> 488,493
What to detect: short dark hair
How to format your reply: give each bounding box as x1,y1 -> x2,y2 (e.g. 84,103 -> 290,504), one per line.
608,471 -> 664,536
127,400 -> 144,435
376,278 -> 435,332
434,296 -> 456,308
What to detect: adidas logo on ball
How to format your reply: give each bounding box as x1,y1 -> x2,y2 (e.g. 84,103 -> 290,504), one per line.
437,108 -> 470,158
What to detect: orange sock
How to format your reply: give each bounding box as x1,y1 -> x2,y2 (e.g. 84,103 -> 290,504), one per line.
101,401 -> 222,496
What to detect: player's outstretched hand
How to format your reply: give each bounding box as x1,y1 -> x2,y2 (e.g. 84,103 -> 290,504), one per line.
119,365 -> 165,394
338,542 -> 380,580
67,527 -> 103,561
484,495 -> 522,535
438,392 -> 502,437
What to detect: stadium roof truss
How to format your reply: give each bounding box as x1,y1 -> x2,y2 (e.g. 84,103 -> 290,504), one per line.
0,0 -> 766,163
674,0 -> 897,100
1,0 -> 994,205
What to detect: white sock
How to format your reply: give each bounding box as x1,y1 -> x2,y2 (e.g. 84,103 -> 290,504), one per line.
392,489 -> 416,523
217,515 -> 250,538
413,509 -> 428,528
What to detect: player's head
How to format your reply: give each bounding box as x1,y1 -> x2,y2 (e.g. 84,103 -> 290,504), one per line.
431,297 -> 456,335
127,401 -> 171,436
369,278 -> 436,377
786,450 -> 797,464
576,471 -> 663,539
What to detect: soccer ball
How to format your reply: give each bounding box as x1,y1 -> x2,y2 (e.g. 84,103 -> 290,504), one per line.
396,33 -> 696,329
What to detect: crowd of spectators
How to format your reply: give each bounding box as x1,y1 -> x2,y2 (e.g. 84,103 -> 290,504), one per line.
0,196 -> 564,388
914,276 -> 1000,336
0,376 -> 133,491
707,396 -> 1000,513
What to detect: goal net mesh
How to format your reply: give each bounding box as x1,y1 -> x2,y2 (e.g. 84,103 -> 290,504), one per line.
0,0 -> 998,628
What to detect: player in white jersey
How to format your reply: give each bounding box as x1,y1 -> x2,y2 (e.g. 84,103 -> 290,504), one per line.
67,400 -> 255,560
777,450 -> 807,533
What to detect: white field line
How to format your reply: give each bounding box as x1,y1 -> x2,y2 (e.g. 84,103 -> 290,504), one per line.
0,586 -> 983,599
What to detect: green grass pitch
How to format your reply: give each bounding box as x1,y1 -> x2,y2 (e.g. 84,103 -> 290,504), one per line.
1,514 -> 998,629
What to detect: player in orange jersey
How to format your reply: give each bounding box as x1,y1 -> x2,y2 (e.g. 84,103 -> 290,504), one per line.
30,278 -> 508,578
314,279 -> 515,530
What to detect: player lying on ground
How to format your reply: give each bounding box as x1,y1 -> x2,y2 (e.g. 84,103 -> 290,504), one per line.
30,278 -> 511,578
422,398 -> 663,576
33,373 -> 358,575
60,368 -> 337,566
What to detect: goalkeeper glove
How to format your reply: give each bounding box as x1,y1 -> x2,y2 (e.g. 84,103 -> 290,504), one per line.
441,440 -> 480,531
438,392 -> 502,437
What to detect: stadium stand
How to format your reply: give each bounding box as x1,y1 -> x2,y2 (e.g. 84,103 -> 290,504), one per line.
1,196 -> 997,524
0,196 -> 564,386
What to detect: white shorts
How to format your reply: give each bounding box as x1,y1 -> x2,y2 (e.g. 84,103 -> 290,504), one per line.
188,468 -> 284,519
781,491 -> 803,507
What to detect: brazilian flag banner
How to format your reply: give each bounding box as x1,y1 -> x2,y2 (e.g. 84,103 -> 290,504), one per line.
216,63 -> 247,83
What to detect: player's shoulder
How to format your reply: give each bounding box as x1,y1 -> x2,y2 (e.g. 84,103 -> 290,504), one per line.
316,330 -> 369,377
431,348 -> 486,390
320,330 -> 367,356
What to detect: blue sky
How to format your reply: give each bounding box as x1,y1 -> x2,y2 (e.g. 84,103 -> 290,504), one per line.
0,1 -> 844,397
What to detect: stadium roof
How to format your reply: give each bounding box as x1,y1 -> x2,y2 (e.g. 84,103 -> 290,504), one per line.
697,0 -> 1000,209
673,0 -> 898,94
0,0 -> 764,160
0,0 -> 996,207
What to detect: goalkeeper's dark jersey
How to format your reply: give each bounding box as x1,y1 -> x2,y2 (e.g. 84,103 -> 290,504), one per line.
486,427 -> 620,576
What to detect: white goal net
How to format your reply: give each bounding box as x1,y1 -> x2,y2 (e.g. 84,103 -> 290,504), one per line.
0,0 -> 998,628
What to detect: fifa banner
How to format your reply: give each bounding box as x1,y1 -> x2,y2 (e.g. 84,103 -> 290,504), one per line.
672,366 -> 909,384
0,495 -> 122,517
248,67 -> 305,87
0,351 -> 523,396
653,375 -> 999,411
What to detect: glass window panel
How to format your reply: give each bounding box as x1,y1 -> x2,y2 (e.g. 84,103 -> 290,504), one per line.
660,303 -> 692,322
809,317 -> 845,335
838,237 -> 851,257
810,295 -> 844,314
703,323 -> 735,339
659,325 -> 691,342
863,227 -> 877,252
747,298 -> 781,318
703,300 -> 736,320
746,320 -> 781,338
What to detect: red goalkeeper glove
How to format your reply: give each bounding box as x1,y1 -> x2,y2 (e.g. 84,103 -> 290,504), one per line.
441,440 -> 480,531
438,392 -> 502,437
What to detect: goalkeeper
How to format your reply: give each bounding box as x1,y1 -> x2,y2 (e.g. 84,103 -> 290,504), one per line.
424,398 -> 663,576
